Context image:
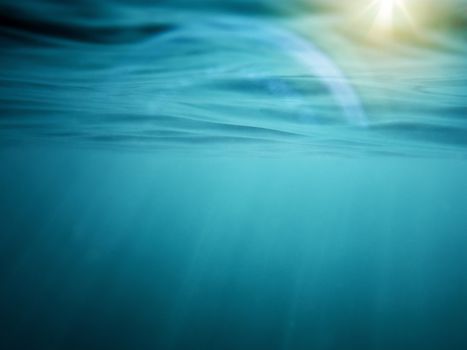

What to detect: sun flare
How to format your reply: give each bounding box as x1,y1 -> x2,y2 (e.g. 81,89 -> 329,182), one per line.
367,0 -> 414,33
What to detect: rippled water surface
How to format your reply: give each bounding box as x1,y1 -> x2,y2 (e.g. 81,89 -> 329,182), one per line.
1,0 -> 466,156
1,1 -> 467,349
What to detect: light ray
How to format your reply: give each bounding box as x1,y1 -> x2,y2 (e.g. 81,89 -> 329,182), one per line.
363,0 -> 415,33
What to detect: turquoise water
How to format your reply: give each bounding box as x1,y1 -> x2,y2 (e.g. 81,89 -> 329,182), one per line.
1,1 -> 467,349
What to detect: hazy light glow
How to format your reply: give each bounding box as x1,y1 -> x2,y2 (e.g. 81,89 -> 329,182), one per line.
367,0 -> 414,32
376,0 -> 396,28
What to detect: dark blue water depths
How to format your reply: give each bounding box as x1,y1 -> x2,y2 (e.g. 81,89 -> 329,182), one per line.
1,1 -> 467,350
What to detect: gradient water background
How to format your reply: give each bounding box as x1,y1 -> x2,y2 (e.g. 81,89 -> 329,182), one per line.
1,1 -> 467,349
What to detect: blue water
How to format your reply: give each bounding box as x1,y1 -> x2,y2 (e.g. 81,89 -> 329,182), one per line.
1,1 -> 467,349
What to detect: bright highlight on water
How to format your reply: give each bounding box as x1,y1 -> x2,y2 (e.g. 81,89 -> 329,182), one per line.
373,0 -> 408,28
355,0 -> 415,35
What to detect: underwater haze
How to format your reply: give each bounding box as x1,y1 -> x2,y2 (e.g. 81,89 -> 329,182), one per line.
1,1 -> 467,349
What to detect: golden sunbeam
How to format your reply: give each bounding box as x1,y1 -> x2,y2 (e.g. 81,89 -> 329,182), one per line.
367,0 -> 415,33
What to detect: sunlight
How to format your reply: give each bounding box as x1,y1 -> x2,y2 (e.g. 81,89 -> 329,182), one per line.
367,0 -> 414,33
375,0 -> 396,28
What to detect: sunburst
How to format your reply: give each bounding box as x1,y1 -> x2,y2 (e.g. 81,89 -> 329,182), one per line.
364,0 -> 415,32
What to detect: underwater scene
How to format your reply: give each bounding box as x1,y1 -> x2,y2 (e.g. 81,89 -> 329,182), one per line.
0,0 -> 467,349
